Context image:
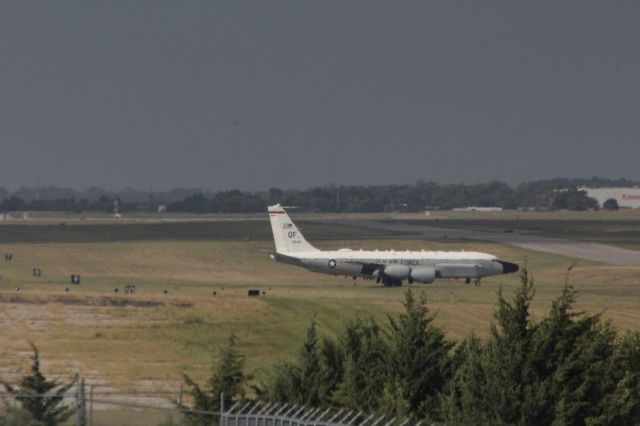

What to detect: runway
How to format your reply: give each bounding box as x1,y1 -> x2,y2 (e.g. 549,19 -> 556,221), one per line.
335,220 -> 640,266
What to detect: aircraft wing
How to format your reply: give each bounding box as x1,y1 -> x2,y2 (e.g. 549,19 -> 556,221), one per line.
270,252 -> 305,266
340,259 -> 384,276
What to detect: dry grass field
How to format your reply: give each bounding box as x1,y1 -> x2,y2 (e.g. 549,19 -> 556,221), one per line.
0,215 -> 639,398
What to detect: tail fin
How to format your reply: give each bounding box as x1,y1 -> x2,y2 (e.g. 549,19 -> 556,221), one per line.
268,204 -> 319,254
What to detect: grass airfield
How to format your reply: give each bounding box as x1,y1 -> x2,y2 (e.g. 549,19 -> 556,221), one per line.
0,214 -> 639,395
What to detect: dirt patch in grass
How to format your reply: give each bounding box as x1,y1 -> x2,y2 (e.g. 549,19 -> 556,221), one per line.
0,292 -> 193,308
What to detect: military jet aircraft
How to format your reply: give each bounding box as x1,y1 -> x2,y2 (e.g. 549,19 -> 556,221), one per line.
268,204 -> 519,286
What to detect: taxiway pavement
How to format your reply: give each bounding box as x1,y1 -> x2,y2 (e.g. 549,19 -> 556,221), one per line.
335,220 -> 640,266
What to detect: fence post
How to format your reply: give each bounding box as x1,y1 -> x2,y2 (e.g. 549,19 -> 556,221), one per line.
89,385 -> 93,426
75,378 -> 86,426
220,392 -> 225,426
179,384 -> 184,425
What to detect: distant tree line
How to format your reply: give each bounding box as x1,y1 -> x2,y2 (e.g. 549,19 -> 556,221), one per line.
183,268 -> 640,425
0,176 -> 636,214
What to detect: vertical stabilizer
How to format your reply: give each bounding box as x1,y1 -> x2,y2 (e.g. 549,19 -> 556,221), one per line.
268,204 -> 318,254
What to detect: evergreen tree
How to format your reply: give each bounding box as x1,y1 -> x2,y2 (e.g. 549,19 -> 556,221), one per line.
443,267 -> 538,425
182,335 -> 247,425
444,267 -> 640,425
378,378 -> 411,419
1,344 -> 76,426
527,283 -> 615,425
386,290 -> 453,418
263,320 -> 328,406
441,334 -> 491,425
0,406 -> 45,426
584,331 -> 640,425
318,336 -> 345,403
263,362 -> 300,404
297,319 -> 324,405
483,268 -> 537,424
333,318 -> 387,412
260,266 -> 640,424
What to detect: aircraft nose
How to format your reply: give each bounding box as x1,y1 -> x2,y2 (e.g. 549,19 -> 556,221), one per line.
498,260 -> 519,274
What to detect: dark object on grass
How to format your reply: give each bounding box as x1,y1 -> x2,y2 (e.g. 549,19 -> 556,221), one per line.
71,275 -> 81,284
248,289 -> 260,297
33,268 -> 41,277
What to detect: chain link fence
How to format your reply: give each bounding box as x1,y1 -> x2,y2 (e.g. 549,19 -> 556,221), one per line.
1,381 -> 418,426
221,400 -> 416,426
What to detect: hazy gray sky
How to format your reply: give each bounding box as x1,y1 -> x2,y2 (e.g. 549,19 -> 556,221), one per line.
1,2 -> 639,190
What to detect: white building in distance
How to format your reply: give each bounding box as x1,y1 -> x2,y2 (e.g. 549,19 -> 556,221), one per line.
580,187 -> 640,209
452,206 -> 503,212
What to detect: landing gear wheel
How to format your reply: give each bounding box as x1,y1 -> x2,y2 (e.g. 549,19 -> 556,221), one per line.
465,278 -> 471,285
474,279 -> 481,287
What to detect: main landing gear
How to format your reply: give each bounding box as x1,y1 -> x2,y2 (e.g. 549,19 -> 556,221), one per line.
465,277 -> 482,286
382,277 -> 403,287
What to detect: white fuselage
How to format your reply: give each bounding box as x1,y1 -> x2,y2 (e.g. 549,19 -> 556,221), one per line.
275,249 -> 503,280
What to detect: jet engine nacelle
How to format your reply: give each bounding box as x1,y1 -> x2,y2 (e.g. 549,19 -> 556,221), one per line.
410,266 -> 436,283
384,265 -> 411,280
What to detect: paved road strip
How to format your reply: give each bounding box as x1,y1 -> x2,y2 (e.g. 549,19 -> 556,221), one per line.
332,220 -> 640,266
